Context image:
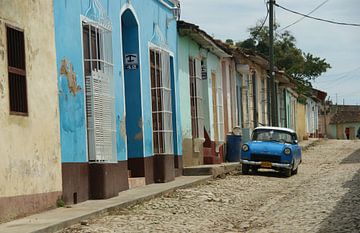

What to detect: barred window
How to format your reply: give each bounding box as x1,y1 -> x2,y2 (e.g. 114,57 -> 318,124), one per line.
189,58 -> 204,139
261,78 -> 266,124
150,49 -> 173,154
82,21 -> 116,162
6,26 -> 28,115
211,72 -> 224,142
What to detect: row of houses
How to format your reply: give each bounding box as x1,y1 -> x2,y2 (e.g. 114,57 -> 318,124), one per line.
0,0 -> 327,222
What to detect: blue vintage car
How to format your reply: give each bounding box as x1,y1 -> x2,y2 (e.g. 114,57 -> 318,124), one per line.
240,127 -> 302,177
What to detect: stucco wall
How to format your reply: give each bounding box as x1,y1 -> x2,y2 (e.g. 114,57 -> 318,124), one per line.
53,0 -> 182,161
204,51 -> 222,141
296,102 -> 306,141
329,123 -> 360,139
178,35 -> 199,139
0,0 -> 61,198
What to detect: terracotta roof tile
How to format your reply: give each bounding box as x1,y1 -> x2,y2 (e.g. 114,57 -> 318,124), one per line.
330,110 -> 360,124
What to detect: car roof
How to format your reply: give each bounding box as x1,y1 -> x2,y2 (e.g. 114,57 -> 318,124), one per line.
254,126 -> 296,134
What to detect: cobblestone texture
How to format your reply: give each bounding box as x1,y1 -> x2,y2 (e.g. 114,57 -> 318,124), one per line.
59,140 -> 360,233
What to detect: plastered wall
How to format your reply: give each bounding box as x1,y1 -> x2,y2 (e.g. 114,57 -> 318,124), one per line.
0,0 -> 62,197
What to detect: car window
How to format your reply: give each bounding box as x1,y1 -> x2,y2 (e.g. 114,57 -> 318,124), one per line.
252,130 -> 293,144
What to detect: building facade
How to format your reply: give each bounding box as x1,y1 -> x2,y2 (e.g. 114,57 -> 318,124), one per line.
54,0 -> 182,205
177,21 -> 230,166
0,0 -> 62,221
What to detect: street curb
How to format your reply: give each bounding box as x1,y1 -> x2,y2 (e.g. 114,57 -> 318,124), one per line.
301,139 -> 321,151
31,176 -> 213,233
183,163 -> 241,178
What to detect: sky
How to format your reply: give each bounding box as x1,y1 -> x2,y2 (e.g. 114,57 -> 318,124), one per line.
179,0 -> 360,105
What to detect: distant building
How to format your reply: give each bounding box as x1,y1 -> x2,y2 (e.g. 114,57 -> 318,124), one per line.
328,105 -> 360,139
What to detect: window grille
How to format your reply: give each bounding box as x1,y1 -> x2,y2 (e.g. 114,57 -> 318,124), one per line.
280,89 -> 287,128
217,73 -> 224,142
211,72 -> 224,142
6,26 -> 28,115
189,58 -> 204,139
261,78 -> 266,123
82,21 -> 116,162
150,49 -> 174,154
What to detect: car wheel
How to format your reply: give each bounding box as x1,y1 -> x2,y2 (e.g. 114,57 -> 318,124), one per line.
282,169 -> 292,177
242,164 -> 250,175
291,166 -> 298,175
252,166 -> 259,173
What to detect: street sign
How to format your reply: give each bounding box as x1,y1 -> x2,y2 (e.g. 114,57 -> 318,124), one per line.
124,54 -> 138,70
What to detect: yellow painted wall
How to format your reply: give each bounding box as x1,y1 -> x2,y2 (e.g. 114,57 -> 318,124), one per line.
0,0 -> 61,197
296,102 -> 307,141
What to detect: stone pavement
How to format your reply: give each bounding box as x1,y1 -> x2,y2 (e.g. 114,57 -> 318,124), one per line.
0,139 -> 319,233
58,139 -> 360,233
0,176 -> 211,233
299,138 -> 320,150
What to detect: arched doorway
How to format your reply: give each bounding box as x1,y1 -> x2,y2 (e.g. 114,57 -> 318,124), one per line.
121,9 -> 146,182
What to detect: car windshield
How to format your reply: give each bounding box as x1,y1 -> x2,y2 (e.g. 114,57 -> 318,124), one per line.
252,129 -> 293,144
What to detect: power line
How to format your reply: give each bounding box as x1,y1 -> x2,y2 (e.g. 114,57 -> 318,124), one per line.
318,66 -> 360,79
280,0 -> 329,31
275,3 -> 360,27
252,1 -> 269,38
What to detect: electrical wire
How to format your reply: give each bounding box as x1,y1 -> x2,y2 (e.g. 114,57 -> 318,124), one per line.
275,3 -> 360,27
252,1 -> 270,38
280,0 -> 329,31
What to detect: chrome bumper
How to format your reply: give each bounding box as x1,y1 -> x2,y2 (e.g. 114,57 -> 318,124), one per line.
240,159 -> 292,169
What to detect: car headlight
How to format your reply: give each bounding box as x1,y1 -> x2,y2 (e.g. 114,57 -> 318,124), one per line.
242,144 -> 249,152
284,148 -> 291,155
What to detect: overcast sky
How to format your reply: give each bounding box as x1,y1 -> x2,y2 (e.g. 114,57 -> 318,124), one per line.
179,0 -> 360,105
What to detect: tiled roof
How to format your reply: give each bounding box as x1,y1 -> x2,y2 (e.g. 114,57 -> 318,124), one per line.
330,110 -> 360,124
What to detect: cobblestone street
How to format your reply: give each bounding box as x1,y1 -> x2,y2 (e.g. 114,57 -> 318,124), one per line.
60,140 -> 360,233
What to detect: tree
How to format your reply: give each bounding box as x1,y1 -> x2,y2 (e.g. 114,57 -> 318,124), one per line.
238,24 -> 331,86
225,39 -> 234,46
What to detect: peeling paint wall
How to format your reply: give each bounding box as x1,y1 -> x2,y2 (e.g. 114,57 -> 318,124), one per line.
60,59 -> 81,96
0,0 -> 62,197
54,0 -> 182,161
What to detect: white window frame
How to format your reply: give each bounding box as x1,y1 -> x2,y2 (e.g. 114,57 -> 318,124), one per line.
82,19 -> 117,163
149,48 -> 174,155
189,57 -> 204,139
216,72 -> 224,142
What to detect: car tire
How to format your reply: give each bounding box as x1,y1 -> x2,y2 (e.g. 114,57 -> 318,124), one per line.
242,164 -> 250,175
252,166 -> 259,173
291,166 -> 298,175
283,169 -> 292,177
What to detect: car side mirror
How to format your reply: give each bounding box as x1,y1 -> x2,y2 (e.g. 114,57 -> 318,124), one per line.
293,140 -> 298,144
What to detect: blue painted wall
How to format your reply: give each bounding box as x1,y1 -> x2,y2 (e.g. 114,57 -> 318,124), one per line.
122,9 -> 143,158
54,0 -> 182,163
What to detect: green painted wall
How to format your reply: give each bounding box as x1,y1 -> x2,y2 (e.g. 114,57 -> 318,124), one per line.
177,35 -> 222,141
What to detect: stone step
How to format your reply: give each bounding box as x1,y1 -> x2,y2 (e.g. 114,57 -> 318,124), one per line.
183,162 -> 241,178
128,177 -> 146,189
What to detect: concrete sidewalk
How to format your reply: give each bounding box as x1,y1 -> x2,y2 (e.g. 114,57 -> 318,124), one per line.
0,175 -> 211,233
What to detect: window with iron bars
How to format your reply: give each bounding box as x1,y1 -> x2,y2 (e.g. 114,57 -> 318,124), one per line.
212,72 -> 224,142
261,78 -> 266,124
82,21 -> 116,163
150,49 -> 174,155
189,58 -> 204,139
6,26 -> 28,115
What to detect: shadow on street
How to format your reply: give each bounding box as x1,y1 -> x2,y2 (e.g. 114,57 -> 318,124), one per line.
241,169 -> 287,178
317,149 -> 360,233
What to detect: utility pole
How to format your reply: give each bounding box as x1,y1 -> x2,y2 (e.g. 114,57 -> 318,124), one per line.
269,0 -> 277,126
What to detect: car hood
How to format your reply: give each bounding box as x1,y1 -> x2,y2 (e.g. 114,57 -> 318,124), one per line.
248,141 -> 288,154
